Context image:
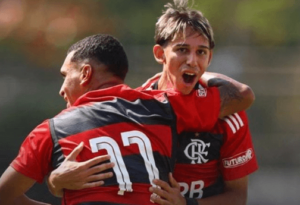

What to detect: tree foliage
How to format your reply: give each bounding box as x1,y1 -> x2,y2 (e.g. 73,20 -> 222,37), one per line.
0,0 -> 299,66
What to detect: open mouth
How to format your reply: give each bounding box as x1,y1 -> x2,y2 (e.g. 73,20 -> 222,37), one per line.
182,72 -> 196,84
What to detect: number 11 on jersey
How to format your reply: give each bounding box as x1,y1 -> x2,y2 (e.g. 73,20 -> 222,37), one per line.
89,130 -> 160,195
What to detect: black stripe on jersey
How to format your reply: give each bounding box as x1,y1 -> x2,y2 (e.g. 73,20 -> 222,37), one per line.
52,98 -> 174,139
176,132 -> 224,163
202,176 -> 224,198
49,119 -> 65,168
50,96 -> 179,171
101,152 -> 171,187
183,176 -> 224,199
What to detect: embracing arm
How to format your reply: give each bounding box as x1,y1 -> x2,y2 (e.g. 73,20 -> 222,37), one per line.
201,72 -> 255,118
0,166 -> 50,205
149,174 -> 248,205
47,142 -> 114,196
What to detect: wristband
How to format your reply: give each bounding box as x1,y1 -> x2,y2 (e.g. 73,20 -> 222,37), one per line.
185,197 -> 198,205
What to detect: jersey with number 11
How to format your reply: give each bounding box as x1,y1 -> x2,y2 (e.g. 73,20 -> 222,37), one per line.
11,84 -> 220,205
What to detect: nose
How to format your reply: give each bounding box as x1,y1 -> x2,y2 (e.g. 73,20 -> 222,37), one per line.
186,52 -> 197,68
59,86 -> 64,98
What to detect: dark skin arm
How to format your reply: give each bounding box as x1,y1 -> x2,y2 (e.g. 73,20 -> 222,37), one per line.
201,72 -> 255,118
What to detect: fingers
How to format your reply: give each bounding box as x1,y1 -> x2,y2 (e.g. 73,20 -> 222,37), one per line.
86,171 -> 114,183
149,184 -> 173,203
153,179 -> 171,192
66,142 -> 84,161
81,180 -> 105,189
84,155 -> 111,169
85,161 -> 114,177
151,176 -> 184,205
169,173 -> 180,189
150,194 -> 171,205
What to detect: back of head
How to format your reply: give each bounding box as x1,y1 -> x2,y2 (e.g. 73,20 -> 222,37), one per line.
155,0 -> 214,49
67,34 -> 128,80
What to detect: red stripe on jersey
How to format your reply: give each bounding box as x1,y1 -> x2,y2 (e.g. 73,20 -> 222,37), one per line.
64,184 -> 156,205
57,123 -> 173,160
174,161 -> 220,188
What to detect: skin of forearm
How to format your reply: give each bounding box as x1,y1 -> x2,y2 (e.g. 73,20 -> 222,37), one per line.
202,73 -> 254,117
196,177 -> 248,205
13,195 -> 51,205
201,72 -> 255,106
47,174 -> 64,197
197,190 -> 247,205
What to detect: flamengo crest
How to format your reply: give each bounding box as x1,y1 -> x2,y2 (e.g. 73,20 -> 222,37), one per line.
184,139 -> 210,164
196,84 -> 207,97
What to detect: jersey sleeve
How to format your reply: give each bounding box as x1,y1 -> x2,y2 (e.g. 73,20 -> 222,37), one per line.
219,111 -> 258,181
10,120 -> 54,183
167,87 -> 220,133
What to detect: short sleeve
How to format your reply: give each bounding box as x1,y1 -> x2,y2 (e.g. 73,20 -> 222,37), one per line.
10,120 -> 54,183
219,111 -> 258,180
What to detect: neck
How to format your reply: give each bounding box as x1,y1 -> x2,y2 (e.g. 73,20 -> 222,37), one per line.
158,71 -> 173,91
88,77 -> 124,92
98,81 -> 123,90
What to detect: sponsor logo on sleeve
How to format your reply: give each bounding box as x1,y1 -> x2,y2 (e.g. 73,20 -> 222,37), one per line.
222,148 -> 253,168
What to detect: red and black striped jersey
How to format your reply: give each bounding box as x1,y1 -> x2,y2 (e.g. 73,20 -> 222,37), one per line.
11,84 -> 220,205
139,76 -> 258,199
174,111 -> 258,199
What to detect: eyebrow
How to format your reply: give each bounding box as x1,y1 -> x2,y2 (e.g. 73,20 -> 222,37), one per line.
174,43 -> 210,49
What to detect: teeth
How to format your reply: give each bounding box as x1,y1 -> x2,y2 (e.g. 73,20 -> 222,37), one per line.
184,72 -> 195,76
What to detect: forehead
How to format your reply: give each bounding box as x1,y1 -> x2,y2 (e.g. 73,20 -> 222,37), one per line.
60,51 -> 77,73
169,28 -> 209,47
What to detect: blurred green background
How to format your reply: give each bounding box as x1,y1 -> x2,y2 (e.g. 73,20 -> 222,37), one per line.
0,0 -> 299,204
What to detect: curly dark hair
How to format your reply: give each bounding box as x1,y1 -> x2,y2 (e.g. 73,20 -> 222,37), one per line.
67,34 -> 128,80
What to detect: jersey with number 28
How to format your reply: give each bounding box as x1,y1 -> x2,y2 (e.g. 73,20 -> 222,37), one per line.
139,76 -> 258,199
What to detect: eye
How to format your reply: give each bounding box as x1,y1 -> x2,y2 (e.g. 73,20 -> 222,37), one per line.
197,49 -> 207,55
177,47 -> 188,53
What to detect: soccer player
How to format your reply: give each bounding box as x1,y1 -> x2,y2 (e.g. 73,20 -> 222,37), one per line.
143,1 -> 258,205
0,33 -> 251,205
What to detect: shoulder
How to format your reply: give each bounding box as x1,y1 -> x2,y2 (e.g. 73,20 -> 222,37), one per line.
26,120 -> 52,146
138,73 -> 161,91
28,120 -> 51,138
220,111 -> 248,134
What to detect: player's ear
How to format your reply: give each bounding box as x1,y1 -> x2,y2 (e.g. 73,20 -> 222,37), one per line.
80,64 -> 92,86
153,44 -> 165,64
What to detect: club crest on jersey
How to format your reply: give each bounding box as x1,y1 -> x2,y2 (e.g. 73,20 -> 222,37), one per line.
184,139 -> 210,164
223,148 -> 253,168
196,84 -> 207,97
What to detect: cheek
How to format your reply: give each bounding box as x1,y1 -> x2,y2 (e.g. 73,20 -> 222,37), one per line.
63,78 -> 77,97
198,58 -> 210,70
168,58 -> 183,73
